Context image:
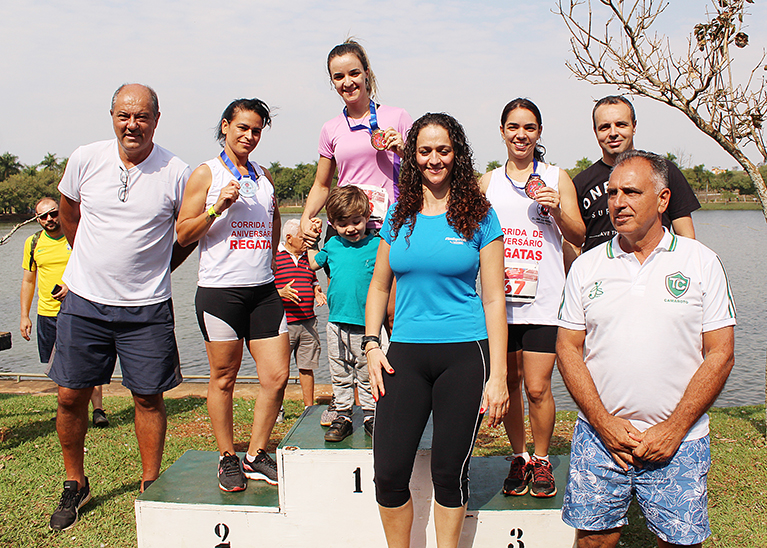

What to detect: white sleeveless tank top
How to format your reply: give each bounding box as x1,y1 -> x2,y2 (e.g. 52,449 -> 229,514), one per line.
485,164 -> 564,325
197,157 -> 275,287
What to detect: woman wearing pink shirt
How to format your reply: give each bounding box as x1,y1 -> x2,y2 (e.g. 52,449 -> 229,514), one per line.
300,39 -> 411,425
300,39 -> 412,240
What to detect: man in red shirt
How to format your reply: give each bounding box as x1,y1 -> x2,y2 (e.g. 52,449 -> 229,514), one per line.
274,219 -> 326,408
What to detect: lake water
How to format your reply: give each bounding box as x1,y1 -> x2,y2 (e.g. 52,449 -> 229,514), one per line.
0,210 -> 764,410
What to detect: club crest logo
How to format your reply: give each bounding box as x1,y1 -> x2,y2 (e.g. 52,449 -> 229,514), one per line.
665,271 -> 690,298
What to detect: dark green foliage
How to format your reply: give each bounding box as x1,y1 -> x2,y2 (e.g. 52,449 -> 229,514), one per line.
0,153 -> 66,214
269,161 -> 322,204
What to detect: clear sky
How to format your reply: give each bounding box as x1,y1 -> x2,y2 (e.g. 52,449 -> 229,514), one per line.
2,0 -> 765,173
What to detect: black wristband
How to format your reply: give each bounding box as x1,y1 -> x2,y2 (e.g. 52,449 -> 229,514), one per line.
361,335 -> 381,352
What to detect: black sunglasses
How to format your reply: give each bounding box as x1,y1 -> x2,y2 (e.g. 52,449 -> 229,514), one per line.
39,210 -> 59,220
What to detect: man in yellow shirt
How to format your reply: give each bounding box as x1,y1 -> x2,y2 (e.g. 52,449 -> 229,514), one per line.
20,197 -> 109,427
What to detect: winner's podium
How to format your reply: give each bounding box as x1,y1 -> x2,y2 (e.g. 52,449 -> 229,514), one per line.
136,406 -> 574,547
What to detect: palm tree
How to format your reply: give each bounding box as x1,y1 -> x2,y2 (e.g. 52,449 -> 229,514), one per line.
40,153 -> 59,170
0,152 -> 23,182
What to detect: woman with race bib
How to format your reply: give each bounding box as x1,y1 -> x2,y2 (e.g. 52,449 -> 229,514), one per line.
177,98 -> 289,493
300,38 -> 412,241
480,98 -> 584,498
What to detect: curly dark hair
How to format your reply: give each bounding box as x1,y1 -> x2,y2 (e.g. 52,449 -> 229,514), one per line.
389,113 -> 491,243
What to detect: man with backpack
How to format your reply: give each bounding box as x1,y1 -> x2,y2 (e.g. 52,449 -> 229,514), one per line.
20,196 -> 109,427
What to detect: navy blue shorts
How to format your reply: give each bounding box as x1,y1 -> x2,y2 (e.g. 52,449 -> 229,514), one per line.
507,324 -> 557,353
37,314 -> 58,363
47,292 -> 182,395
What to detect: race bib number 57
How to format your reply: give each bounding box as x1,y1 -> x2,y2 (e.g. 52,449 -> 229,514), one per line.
504,261 -> 538,302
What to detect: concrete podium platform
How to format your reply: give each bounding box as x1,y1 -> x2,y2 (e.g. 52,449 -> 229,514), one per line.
136,405 -> 574,547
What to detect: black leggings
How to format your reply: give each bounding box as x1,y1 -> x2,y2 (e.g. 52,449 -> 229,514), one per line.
373,340 -> 489,508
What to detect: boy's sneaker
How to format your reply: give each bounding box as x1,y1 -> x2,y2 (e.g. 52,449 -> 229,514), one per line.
92,408 -> 109,428
324,416 -> 353,442
363,416 -> 374,437
49,478 -> 91,531
529,457 -> 557,498
320,395 -> 337,426
217,452 -> 247,492
242,449 -> 278,485
502,456 -> 531,496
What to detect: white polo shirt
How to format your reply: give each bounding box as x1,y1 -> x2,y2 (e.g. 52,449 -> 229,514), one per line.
558,229 -> 736,441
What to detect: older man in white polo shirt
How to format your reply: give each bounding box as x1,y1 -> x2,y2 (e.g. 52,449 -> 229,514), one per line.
557,149 -> 735,548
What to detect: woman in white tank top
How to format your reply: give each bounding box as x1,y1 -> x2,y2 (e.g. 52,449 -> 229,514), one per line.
480,98 -> 585,498
176,99 -> 289,491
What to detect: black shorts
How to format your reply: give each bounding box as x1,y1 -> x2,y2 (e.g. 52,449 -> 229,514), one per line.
507,324 -> 557,353
195,283 -> 287,342
37,314 -> 58,363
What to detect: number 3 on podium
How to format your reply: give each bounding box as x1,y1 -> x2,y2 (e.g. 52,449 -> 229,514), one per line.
508,527 -> 524,548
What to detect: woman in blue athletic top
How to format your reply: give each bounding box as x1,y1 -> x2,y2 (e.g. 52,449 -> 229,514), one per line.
364,113 -> 509,548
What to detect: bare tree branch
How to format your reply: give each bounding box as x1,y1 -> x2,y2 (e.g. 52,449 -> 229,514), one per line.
555,0 -> 767,221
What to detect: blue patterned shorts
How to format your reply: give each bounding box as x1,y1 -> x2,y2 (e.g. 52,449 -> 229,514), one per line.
562,419 -> 711,545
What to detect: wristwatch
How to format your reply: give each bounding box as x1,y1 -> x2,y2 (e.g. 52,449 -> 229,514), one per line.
361,335 -> 381,352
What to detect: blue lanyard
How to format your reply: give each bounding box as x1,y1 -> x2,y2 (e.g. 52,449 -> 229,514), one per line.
504,159 -> 538,188
220,150 -> 257,181
343,100 -> 380,135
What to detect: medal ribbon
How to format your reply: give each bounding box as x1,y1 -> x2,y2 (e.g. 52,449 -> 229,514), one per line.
343,100 -> 380,135
220,150 -> 257,181
504,159 -> 538,188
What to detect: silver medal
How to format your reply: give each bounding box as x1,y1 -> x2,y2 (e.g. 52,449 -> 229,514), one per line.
239,177 -> 257,198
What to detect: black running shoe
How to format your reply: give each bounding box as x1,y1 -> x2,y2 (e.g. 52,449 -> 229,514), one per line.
529,458 -> 557,498
242,449 -> 278,485
217,452 -> 247,492
49,478 -> 91,531
324,416 -> 353,442
92,408 -> 109,428
502,457 -> 531,496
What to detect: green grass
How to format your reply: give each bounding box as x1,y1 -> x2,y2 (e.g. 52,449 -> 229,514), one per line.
0,395 -> 764,547
698,202 -> 762,210
278,205 -> 309,214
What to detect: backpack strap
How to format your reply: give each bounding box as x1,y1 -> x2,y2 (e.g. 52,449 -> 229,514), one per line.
28,230 -> 42,270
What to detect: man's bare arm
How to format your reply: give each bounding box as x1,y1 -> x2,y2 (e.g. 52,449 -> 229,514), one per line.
59,195 -> 81,246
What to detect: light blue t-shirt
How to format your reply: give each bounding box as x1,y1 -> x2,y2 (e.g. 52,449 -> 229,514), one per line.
381,208 -> 503,343
314,233 -> 379,326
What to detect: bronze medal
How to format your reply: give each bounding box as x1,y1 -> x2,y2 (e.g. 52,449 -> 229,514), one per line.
525,174 -> 546,199
370,129 -> 387,151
